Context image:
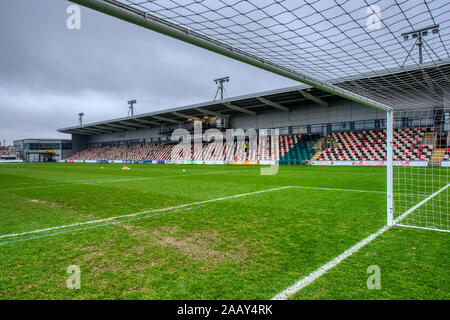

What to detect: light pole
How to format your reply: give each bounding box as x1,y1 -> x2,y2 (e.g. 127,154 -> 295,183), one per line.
214,76 -> 229,101
401,25 -> 440,65
128,99 -> 137,117
78,112 -> 84,126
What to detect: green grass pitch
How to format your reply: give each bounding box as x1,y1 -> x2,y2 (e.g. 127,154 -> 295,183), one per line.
0,163 -> 448,299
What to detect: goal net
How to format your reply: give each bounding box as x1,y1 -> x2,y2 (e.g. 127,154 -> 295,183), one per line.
70,0 -> 450,231
393,109 -> 449,232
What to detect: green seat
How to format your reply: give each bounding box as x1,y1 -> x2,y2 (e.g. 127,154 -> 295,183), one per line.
279,135 -> 320,165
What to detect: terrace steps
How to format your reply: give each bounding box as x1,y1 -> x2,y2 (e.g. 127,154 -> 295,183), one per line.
430,148 -> 446,166
310,150 -> 323,161
423,132 -> 434,146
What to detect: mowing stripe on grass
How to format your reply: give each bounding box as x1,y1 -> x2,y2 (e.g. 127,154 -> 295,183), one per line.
0,186 -> 291,240
0,177 -> 157,191
0,169 -> 251,192
271,183 -> 450,300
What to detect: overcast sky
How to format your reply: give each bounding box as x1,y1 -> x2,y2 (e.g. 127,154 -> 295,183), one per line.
0,0 -> 297,145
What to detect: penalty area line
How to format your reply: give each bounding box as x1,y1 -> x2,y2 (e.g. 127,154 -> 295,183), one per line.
0,186 -> 290,240
0,205 -> 205,246
0,185 -> 385,241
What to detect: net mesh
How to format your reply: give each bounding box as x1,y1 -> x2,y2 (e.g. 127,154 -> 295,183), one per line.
393,109 -> 449,232
109,0 -> 450,110
76,0 -> 450,231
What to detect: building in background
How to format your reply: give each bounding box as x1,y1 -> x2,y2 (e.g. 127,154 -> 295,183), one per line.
0,145 -> 20,161
13,139 -> 72,162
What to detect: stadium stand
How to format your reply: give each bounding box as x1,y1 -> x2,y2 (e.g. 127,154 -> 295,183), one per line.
279,135 -> 319,165
317,128 -> 434,161
444,148 -> 450,161
69,135 -> 307,162
68,129 -> 444,164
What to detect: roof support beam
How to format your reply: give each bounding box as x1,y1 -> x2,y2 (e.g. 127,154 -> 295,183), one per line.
70,129 -> 93,135
171,111 -> 200,121
298,90 -> 329,107
256,97 -> 289,112
119,121 -> 150,128
194,107 -> 220,117
95,125 -> 124,132
105,123 -> 137,130
84,127 -> 112,134
151,115 -> 181,124
224,103 -> 256,116
135,118 -> 160,126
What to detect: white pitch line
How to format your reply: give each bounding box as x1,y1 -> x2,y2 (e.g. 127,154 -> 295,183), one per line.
271,183 -> 450,300
0,205 -> 205,246
0,186 -> 290,240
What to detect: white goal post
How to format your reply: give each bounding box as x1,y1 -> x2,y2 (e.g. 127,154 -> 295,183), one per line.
387,110 -> 394,226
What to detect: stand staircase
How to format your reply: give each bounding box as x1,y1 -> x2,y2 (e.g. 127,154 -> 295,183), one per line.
430,148 -> 446,166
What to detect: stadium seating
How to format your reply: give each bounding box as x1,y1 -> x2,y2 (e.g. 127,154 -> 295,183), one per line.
317,128 -> 434,161
444,148 -> 450,161
69,129 -> 441,164
68,134 -> 300,162
279,135 -> 319,165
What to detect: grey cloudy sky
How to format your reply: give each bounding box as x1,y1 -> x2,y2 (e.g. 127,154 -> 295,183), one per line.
0,0 -> 297,145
